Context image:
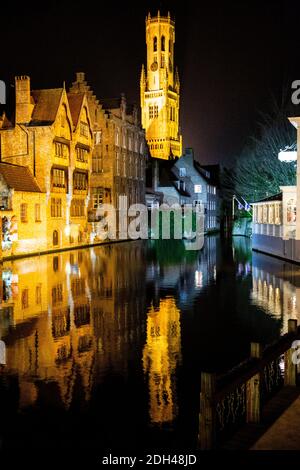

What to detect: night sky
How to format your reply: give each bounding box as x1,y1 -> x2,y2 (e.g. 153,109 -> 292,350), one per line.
1,0 -> 300,165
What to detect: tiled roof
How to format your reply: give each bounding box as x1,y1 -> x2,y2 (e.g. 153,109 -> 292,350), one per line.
0,163 -> 41,192
31,88 -> 63,124
0,111 -> 13,129
67,93 -> 85,127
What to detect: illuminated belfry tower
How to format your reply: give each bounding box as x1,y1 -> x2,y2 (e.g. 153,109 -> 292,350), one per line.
140,11 -> 182,160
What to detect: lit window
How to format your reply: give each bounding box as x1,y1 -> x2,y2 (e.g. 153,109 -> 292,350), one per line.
115,129 -> 119,146
21,289 -> 29,309
92,154 -> 103,173
20,203 -> 28,223
258,205 -> 263,223
52,169 -> 65,188
194,184 -> 202,193
268,204 -> 274,224
94,130 -> 102,145
263,204 -> 268,224
73,172 -> 88,191
71,199 -> 85,217
76,147 -> 89,162
55,142 -> 69,158
36,285 -> 42,305
275,204 -> 282,225
123,155 -> 126,176
80,121 -> 89,137
35,203 -> 41,222
51,198 -> 62,218
116,152 -> 120,176
287,199 -> 296,223
93,190 -> 104,209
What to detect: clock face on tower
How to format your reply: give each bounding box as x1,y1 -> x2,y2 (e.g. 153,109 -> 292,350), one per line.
150,62 -> 158,72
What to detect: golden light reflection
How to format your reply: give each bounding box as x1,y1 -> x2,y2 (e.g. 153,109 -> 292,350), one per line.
251,266 -> 300,333
142,297 -> 181,424
0,243 -> 146,410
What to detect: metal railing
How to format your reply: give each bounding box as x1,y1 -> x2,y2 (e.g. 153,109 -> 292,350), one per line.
198,319 -> 300,449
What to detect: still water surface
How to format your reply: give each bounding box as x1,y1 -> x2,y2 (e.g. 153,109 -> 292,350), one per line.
0,235 -> 299,452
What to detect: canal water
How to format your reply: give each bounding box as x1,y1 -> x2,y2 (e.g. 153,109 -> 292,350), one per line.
0,235 -> 299,454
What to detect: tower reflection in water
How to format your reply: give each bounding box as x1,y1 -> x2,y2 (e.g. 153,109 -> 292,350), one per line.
0,236 -> 220,446
143,297 -> 181,424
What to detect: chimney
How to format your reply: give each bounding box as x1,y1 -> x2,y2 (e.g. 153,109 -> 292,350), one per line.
15,76 -> 32,124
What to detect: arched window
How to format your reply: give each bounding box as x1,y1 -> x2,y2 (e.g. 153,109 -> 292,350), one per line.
287,199 -> 296,223
153,36 -> 157,52
115,129 -> 119,146
53,230 -> 59,246
169,39 -> 172,53
161,35 -> 165,51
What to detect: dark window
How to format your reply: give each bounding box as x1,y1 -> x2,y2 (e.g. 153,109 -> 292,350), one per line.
53,230 -> 59,246
53,256 -> 59,271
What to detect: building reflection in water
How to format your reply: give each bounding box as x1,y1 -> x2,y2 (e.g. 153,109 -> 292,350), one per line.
143,297 -> 181,425
0,242 -> 147,410
231,236 -> 300,334
0,237 -> 220,438
251,253 -> 300,334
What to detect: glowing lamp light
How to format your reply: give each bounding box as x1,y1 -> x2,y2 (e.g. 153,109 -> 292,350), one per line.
64,225 -> 71,236
195,270 -> 203,288
278,151 -> 297,162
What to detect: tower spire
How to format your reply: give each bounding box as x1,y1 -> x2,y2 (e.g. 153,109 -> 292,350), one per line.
140,11 -> 182,160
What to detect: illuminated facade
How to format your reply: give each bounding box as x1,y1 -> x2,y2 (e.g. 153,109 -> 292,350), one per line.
69,73 -> 147,231
140,12 -> 182,160
0,76 -> 93,258
251,116 -> 300,262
